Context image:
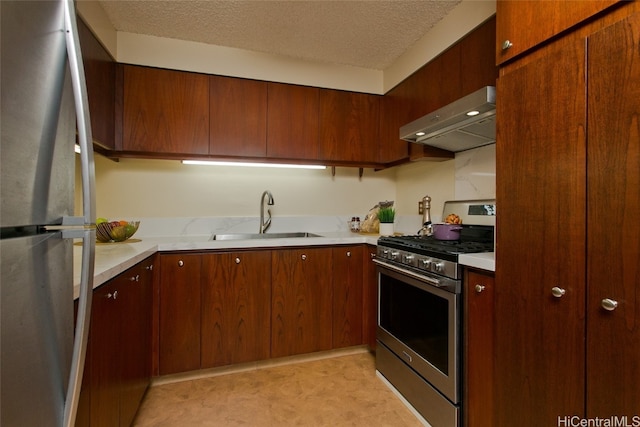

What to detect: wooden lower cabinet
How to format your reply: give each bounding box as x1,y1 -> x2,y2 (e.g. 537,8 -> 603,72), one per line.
201,251 -> 271,368
362,245 -> 378,350
157,245 -> 369,374
463,268 -> 494,427
158,253 -> 202,375
77,256 -> 154,427
271,247 -> 333,357
332,246 -> 364,348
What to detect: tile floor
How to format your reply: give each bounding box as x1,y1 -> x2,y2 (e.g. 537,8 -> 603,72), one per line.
133,348 -> 425,426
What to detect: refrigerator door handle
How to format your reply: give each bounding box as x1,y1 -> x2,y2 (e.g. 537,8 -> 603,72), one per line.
62,1 -> 96,426
63,0 -> 96,226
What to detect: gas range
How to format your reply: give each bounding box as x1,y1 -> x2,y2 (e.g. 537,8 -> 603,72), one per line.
377,231 -> 494,280
375,199 -> 496,281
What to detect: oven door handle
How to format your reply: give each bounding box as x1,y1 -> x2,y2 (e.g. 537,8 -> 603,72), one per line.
373,259 -> 444,287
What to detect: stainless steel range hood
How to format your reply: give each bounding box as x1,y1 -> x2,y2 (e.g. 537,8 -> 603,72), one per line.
400,86 -> 496,152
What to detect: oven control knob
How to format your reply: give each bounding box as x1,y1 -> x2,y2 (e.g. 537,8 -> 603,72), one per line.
421,259 -> 432,268
390,251 -> 399,260
403,254 -> 414,263
381,249 -> 389,259
434,262 -> 444,272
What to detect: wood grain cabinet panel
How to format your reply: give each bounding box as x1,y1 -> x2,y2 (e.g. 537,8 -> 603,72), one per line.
332,246 -> 364,348
80,257 -> 154,427
78,17 -> 115,150
209,76 -> 267,157
318,90 -> 380,164
158,253 -> 202,375
496,0 -> 619,64
362,245 -> 378,350
495,35 -> 588,425
585,11 -> 640,415
121,65 -> 209,155
463,269 -> 494,427
495,4 -> 640,423
271,248 -> 333,358
201,251 -> 271,368
266,82 -> 320,160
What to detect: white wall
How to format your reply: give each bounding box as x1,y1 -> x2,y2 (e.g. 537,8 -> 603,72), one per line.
77,0 -> 496,94
77,155 -> 397,220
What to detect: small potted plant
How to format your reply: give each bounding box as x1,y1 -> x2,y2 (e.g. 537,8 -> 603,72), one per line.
377,206 -> 396,236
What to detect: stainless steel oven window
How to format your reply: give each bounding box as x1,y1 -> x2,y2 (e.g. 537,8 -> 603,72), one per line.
377,265 -> 460,402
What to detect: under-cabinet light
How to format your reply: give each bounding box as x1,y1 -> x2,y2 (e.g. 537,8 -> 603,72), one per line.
466,110 -> 480,116
181,160 -> 326,170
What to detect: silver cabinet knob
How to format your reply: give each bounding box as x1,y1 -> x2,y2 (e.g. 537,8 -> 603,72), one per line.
301,254 -> 307,260
370,252 -> 376,259
178,260 -> 184,267
346,251 -> 351,257
107,290 -> 118,300
475,284 -> 485,293
146,264 -> 153,271
601,298 -> 618,311
129,274 -> 140,282
502,40 -> 513,50
551,287 -> 566,298
235,257 -> 241,264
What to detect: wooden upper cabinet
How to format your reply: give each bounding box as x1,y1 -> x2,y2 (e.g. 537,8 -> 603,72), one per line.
266,82 -> 320,160
318,89 -> 380,164
378,87 -> 410,164
209,76 -> 267,157
121,65 -> 209,155
460,16 -> 498,96
78,17 -> 115,150
496,0 -> 619,64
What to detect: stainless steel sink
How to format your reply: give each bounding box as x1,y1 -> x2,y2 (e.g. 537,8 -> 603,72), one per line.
210,232 -> 323,241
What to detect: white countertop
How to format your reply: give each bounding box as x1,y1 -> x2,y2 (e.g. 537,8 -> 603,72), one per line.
73,232 -> 379,298
459,252 -> 495,272
74,230 -> 496,298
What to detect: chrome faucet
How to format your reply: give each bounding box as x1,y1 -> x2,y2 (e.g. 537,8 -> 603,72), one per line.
259,190 -> 275,234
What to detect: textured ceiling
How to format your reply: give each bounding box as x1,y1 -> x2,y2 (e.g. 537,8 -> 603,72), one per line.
97,0 -> 462,70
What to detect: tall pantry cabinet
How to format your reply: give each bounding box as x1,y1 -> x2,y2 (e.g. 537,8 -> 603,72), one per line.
495,2 -> 640,425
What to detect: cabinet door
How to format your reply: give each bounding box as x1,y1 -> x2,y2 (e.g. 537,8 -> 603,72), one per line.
158,253 -> 202,375
119,258 -> 153,427
495,35 -> 587,425
201,251 -> 271,368
586,11 -> 640,415
78,17 -> 115,150
271,248 -> 333,357
210,76 -> 267,157
496,0 -> 618,64
266,82 -> 320,160
463,269 -> 494,427
121,65 -> 209,154
89,281 -> 122,427
362,245 -> 378,350
318,90 -> 380,164
332,246 -> 364,348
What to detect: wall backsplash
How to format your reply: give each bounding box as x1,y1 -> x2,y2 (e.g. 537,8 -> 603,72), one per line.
76,155 -> 397,220
454,144 -> 496,200
76,145 -> 495,229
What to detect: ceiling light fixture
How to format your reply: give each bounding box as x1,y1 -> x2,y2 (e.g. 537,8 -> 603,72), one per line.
181,160 -> 326,170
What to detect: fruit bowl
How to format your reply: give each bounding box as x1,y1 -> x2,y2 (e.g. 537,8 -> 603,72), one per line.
96,219 -> 140,243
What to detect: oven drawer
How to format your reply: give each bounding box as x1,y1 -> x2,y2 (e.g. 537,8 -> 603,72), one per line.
377,343 -> 459,427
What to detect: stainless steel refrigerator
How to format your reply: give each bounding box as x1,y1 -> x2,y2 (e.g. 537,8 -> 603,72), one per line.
1,1 -> 96,426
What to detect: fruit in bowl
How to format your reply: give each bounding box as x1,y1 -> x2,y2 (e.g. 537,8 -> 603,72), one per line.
96,218 -> 140,243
